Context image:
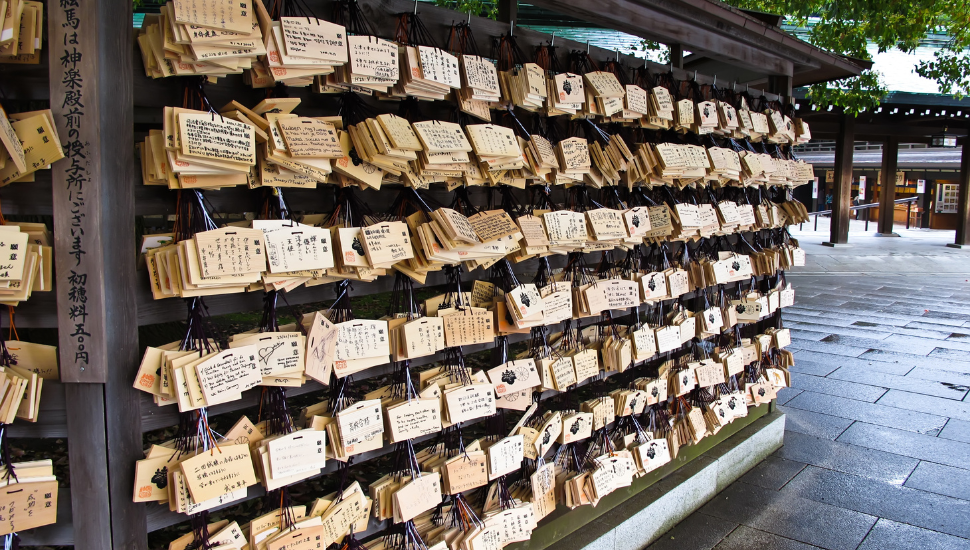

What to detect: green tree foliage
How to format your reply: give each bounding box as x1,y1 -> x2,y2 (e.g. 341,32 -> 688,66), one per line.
432,0 -> 498,20
719,0 -> 969,112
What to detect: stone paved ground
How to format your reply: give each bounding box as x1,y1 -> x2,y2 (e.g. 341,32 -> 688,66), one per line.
648,224 -> 970,550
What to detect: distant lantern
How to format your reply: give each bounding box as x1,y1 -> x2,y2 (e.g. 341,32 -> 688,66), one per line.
931,130 -> 958,148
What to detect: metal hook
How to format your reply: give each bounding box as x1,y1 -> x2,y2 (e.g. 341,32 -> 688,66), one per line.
510,20 -> 514,36
693,70 -> 697,81
586,40 -> 590,54
733,80 -> 737,92
615,49 -> 620,62
467,10 -> 471,24
713,75 -> 716,86
550,31 -> 556,46
414,0 -> 418,15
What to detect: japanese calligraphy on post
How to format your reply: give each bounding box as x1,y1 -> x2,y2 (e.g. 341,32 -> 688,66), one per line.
50,0 -> 107,382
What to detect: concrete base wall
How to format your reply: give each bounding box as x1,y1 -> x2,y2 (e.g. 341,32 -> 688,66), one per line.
551,411 -> 786,550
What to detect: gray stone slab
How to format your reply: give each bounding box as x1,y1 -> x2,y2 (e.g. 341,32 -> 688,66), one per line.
908,367 -> 970,388
913,372 -> 970,397
782,466 -> 970,539
840,296 -> 897,306
930,347 -> 970,361
782,306 -> 824,317
794,350 -> 912,375
821,333 -> 939,355
699,482 -> 876,550
788,320 -> 892,340
774,431 -> 918,485
787,337 -> 871,358
859,349 -> 970,373
922,335 -> 970,353
796,294 -> 852,306
790,358 -> 843,377
904,461 -> 970,500
805,311 -> 913,327
880,304 -> 940,317
876,308 -> 968,325
738,457 -> 806,490
787,329 -> 835,342
776,405 -> 855,440
918,303 -> 970,316
776,387 -> 803,406
878,389 -> 970,422
857,519 -> 970,550
884,332 -> 970,353
784,312 -> 856,327
829,367 -> 969,400
837,422 -> 970,469
938,418 -> 970,444
713,526 -> 823,550
790,373 -> 887,402
783,391 -> 948,435
854,321 -> 955,340
646,513 -> 737,550
873,283 -> 944,294
908,320 -> 970,332
888,297 -> 970,311
924,310 -> 970,323
900,311 -> 970,325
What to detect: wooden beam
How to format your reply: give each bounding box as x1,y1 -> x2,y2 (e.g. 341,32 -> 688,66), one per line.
524,0 -> 795,75
825,113 -> 855,246
877,136 -> 900,236
955,143 -> 970,246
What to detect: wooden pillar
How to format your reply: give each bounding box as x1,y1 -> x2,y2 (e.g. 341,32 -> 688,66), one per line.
877,136 -> 900,236
767,75 -> 793,98
100,0 -> 145,542
823,112 -> 855,246
951,141 -> 970,247
49,0 -> 142,546
669,44 -> 684,69
497,0 -> 517,24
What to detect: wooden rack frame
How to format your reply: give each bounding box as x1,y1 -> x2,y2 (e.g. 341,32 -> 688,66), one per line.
0,0 -> 856,547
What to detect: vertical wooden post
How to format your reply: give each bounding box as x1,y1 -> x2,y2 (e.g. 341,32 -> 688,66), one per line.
823,112 -> 855,246
497,0 -> 517,24
669,44 -> 684,69
767,75 -> 792,98
49,0 -> 143,546
877,136 -> 900,236
48,1 -> 112,548
99,0 -> 145,545
950,139 -> 970,247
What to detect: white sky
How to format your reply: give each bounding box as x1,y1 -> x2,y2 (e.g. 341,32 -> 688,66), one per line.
867,45 -> 943,94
